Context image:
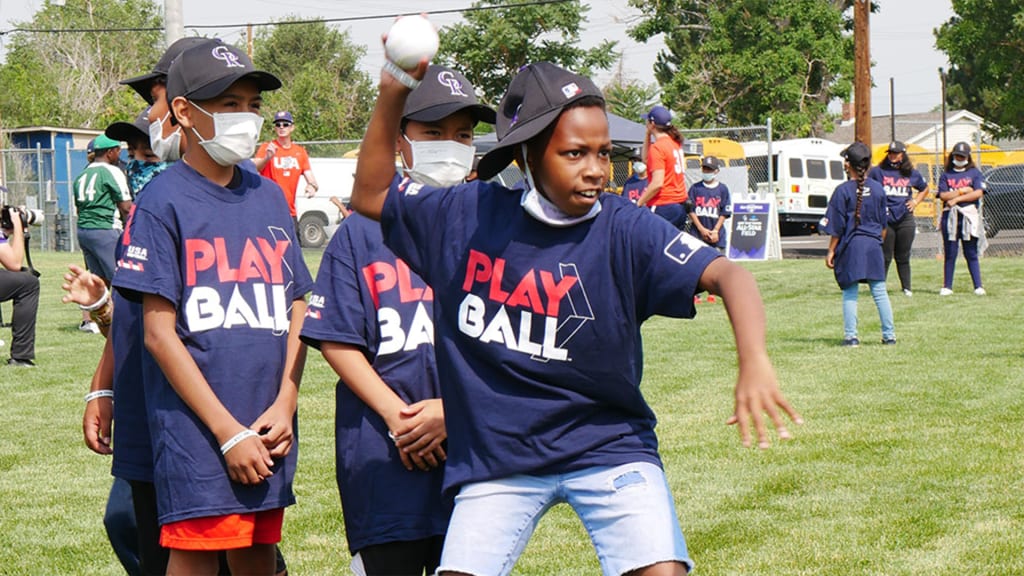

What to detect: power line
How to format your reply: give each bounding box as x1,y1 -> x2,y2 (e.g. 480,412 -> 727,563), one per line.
0,0 -> 573,36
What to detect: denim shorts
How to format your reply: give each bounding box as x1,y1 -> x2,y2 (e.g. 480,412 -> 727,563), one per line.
437,462 -> 693,576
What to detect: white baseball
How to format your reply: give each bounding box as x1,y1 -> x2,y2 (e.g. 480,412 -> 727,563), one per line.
385,15 -> 439,70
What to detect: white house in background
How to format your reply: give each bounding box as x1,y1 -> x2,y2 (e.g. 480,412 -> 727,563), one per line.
829,108 -> 993,154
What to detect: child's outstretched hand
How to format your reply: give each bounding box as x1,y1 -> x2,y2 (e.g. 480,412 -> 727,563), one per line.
61,264 -> 106,306
727,353 -> 803,449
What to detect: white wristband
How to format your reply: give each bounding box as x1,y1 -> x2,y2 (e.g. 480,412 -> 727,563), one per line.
84,389 -> 114,403
383,60 -> 421,90
220,429 -> 259,456
79,288 -> 110,312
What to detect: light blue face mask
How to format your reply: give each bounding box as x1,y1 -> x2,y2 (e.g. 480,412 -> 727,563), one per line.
701,172 -> 717,183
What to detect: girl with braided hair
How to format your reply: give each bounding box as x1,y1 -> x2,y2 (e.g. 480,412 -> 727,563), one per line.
822,142 -> 896,347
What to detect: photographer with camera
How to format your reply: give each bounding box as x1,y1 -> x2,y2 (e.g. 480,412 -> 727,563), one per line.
0,195 -> 40,367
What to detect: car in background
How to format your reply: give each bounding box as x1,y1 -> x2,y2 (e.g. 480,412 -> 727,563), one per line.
981,163 -> 1024,238
295,158 -> 356,248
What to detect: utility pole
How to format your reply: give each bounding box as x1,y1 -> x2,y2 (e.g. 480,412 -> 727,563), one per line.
247,24 -> 254,59
939,68 -> 948,155
854,0 -> 871,147
165,0 -> 184,47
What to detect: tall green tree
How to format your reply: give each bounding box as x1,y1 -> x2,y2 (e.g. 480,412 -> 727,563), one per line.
602,75 -> 660,124
253,17 -> 374,142
0,0 -> 163,130
435,0 -> 618,106
936,1 -> 1024,138
627,0 -> 854,138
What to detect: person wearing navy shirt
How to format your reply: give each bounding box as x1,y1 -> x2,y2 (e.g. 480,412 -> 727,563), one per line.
112,40 -> 312,575
351,53 -> 801,576
685,155 -> 732,250
867,141 -> 929,297
936,141 -> 986,296
300,65 -> 495,576
823,142 -> 896,347
620,156 -> 647,203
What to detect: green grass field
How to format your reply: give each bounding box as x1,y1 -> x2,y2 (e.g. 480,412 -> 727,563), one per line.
1,251 -> 1022,575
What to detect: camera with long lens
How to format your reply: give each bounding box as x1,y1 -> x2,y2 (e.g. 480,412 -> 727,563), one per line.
0,205 -> 44,230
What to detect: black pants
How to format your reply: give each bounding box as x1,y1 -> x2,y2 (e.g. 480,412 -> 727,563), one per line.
0,267 -> 39,361
356,536 -> 445,576
882,216 -> 916,291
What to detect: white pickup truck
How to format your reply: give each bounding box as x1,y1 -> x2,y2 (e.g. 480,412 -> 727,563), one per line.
295,157 -> 357,248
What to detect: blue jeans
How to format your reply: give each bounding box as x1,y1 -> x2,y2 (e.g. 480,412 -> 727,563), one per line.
438,462 -> 692,576
842,281 -> 895,340
105,477 -> 142,576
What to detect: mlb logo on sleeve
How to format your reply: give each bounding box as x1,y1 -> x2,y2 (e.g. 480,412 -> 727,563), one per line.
664,232 -> 705,266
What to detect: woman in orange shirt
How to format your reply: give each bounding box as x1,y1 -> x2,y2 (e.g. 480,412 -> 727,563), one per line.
638,105 -> 688,229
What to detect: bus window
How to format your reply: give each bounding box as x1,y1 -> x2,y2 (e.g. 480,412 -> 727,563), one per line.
807,159 -> 827,179
830,160 -> 845,180
729,158 -> 746,167
748,155 -> 768,183
789,157 -> 803,178
686,158 -> 701,169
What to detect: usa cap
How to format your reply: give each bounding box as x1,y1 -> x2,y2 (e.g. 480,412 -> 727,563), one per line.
166,39 -> 281,103
841,141 -> 871,167
952,141 -> 971,156
642,105 -> 672,127
403,65 -> 495,125
105,107 -> 153,144
273,111 -> 294,124
121,37 -> 213,104
477,62 -> 604,180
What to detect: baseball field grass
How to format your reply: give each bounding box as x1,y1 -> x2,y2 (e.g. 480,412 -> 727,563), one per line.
1,250 -> 1021,575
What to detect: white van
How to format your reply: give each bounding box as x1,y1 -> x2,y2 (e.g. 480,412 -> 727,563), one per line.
296,158 -> 357,248
742,138 -> 847,234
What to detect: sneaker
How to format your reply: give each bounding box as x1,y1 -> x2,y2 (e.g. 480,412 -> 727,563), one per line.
706,295 -> 717,303
841,337 -> 860,347
79,320 -> 100,334
939,288 -> 954,296
902,289 -> 913,297
881,338 -> 897,345
6,358 -> 35,367
974,287 -> 986,296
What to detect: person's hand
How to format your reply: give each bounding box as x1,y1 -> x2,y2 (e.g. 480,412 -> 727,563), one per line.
389,399 -> 447,471
825,250 -> 835,269
61,264 -> 107,307
83,395 -> 113,455
304,184 -> 317,198
221,428 -> 275,485
709,229 -> 720,244
251,401 -> 295,459
264,141 -> 277,160
726,353 -> 803,449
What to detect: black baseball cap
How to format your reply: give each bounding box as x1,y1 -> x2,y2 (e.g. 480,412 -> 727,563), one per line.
404,65 -> 496,125
701,156 -> 721,170
477,62 -> 604,180
105,107 -> 153,144
952,141 -> 971,156
887,141 -> 907,153
121,37 -> 213,104
166,40 -> 281,103
841,141 -> 871,166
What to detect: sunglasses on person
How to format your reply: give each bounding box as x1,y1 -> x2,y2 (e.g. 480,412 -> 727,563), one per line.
274,121 -> 293,128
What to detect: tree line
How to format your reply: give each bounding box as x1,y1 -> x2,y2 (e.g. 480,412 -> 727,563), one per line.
1,0 -> 1020,144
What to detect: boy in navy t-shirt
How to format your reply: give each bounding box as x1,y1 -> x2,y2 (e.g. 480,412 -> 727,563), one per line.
350,52 -> 802,575
300,65 -> 494,576
685,155 -> 732,250
112,40 -> 312,575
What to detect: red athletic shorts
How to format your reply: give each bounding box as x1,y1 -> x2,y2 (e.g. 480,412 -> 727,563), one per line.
160,508 -> 284,551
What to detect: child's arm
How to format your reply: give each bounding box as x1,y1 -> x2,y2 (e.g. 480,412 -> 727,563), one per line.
699,258 -> 803,448
143,293 -> 274,485
251,298 -> 308,459
350,56 -> 429,220
82,337 -> 115,455
320,342 -> 446,471
825,236 -> 840,269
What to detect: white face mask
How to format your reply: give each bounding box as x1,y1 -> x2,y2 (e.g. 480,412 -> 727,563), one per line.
403,136 -> 475,187
632,161 -> 646,175
953,158 -> 968,168
149,112 -> 182,162
189,102 -> 264,167
701,172 -> 717,183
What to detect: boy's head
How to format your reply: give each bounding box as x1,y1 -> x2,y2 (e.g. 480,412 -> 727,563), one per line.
477,62 -> 609,217
398,65 -> 496,187
106,107 -> 158,162
166,40 -> 281,167
701,156 -> 720,181
91,134 -> 123,165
